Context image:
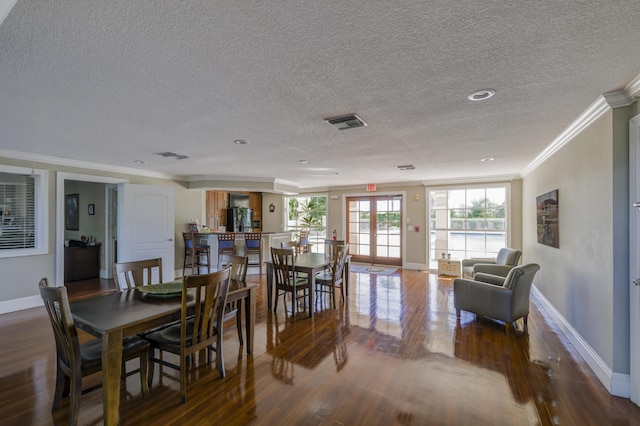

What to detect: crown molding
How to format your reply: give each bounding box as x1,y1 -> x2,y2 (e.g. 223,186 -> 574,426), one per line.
0,148 -> 184,181
0,0 -> 17,28
523,72 -> 640,177
421,174 -> 520,186
522,95 -> 611,176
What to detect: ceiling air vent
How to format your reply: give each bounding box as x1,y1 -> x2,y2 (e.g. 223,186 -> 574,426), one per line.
396,165 -> 415,170
325,114 -> 367,130
157,152 -> 189,160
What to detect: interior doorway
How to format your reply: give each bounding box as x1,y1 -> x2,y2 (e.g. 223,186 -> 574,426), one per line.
345,195 -> 402,266
55,173 -> 127,285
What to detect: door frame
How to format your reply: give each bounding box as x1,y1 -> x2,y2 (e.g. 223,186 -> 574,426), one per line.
56,173 -> 128,286
629,113 -> 640,405
341,190 -> 406,267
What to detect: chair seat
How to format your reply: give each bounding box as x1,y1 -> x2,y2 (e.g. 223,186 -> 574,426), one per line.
146,321 -> 220,347
79,336 -> 150,368
315,270 -> 333,281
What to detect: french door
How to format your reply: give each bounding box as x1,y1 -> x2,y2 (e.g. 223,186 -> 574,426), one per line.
346,195 -> 402,266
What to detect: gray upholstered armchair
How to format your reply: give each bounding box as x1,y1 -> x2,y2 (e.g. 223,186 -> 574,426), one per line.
453,263 -> 540,333
461,247 -> 522,279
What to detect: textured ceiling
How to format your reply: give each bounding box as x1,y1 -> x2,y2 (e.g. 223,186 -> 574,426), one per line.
1,1 -> 640,189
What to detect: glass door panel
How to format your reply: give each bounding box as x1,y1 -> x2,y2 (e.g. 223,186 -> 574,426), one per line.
346,195 -> 402,266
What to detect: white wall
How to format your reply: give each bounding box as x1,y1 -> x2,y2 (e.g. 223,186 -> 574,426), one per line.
522,106 -> 630,379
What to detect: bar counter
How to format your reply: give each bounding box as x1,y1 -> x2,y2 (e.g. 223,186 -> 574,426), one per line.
192,231 -> 293,272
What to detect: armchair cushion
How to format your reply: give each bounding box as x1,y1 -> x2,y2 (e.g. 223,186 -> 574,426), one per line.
462,248 -> 522,278
472,272 -> 506,286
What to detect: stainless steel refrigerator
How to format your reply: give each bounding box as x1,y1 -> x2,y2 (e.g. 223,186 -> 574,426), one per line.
226,207 -> 253,232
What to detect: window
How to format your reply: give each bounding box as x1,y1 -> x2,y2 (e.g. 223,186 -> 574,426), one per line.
0,166 -> 47,257
285,195 -> 327,253
429,185 -> 507,269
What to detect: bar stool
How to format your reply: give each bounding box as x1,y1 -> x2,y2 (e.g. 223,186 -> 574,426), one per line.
217,233 -> 236,266
183,232 -> 210,275
244,233 -> 262,275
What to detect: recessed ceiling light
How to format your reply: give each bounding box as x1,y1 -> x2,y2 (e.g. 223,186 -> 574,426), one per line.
480,157 -> 494,162
468,89 -> 496,102
234,139 -> 247,145
299,160 -> 309,164
133,160 -> 146,164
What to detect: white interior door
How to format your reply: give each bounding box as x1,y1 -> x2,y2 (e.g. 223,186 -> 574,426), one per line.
629,114 -> 640,406
117,184 -> 175,281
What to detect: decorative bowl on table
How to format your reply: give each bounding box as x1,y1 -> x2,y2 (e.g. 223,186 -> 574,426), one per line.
136,282 -> 183,297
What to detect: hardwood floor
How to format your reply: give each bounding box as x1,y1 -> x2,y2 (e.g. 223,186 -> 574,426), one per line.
2,270 -> 639,425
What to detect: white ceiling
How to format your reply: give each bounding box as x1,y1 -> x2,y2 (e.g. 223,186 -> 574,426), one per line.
1,1 -> 640,190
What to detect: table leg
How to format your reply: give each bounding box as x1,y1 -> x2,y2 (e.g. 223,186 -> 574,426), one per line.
246,286 -> 256,355
102,329 -> 123,426
266,263 -> 273,308
344,258 -> 350,297
308,273 -> 315,318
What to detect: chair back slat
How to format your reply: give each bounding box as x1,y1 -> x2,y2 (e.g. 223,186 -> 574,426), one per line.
271,248 -> 297,289
182,269 -> 230,350
39,278 -> 81,373
325,239 -> 345,259
218,254 -> 248,281
113,258 -> 163,291
331,244 -> 349,284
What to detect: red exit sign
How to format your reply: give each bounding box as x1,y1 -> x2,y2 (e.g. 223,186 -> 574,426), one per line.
366,184 -> 377,192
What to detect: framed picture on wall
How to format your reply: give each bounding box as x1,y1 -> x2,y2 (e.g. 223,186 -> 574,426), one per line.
536,189 -> 559,248
65,194 -> 79,230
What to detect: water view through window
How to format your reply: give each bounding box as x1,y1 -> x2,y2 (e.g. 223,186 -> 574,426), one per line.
429,186 -> 507,269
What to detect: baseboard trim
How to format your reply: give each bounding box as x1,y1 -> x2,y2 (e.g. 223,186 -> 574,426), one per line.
403,262 -> 428,271
0,295 -> 43,315
531,285 -> 630,397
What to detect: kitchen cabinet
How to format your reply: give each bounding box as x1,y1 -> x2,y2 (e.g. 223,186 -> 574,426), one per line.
206,191 -> 262,230
249,193 -> 262,222
206,191 -> 229,228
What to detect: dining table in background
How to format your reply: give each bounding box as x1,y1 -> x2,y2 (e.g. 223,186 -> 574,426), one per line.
69,278 -> 257,426
265,252 -> 350,317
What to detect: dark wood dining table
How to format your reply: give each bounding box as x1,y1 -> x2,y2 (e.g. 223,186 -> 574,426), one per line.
69,278 -> 257,426
265,252 -> 350,317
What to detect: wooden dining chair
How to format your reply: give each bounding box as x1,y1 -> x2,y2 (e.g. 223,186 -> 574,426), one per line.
39,278 -> 149,425
324,239 -> 345,260
243,232 -> 262,275
315,244 -> 349,308
297,230 -> 310,254
271,247 -> 308,317
145,269 -> 230,403
280,241 -> 295,249
183,232 -> 211,275
113,258 -> 163,291
219,254 -> 248,345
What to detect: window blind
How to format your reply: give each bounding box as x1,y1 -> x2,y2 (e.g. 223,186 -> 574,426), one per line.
0,172 -> 36,250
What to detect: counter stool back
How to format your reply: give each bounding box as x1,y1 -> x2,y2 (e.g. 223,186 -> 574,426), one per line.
217,233 -> 236,266
183,232 -> 210,276
244,233 -> 262,275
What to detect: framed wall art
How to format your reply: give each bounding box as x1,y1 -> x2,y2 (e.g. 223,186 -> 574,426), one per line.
65,194 -> 79,230
536,189 -> 559,248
